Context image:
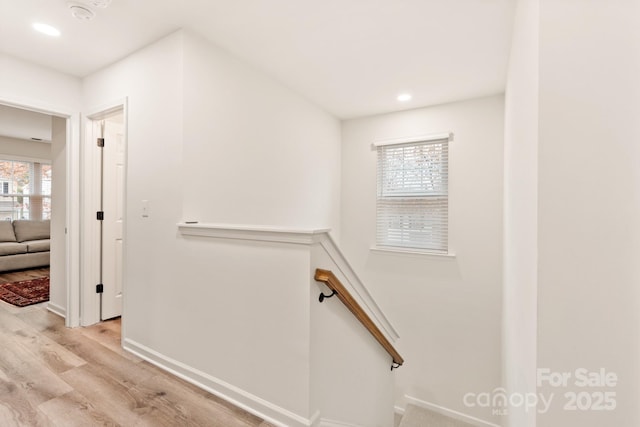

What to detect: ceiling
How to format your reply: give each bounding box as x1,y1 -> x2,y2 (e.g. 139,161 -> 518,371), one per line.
0,0 -> 516,119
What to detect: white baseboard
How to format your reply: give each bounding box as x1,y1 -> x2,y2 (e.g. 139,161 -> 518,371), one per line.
46,302 -> 66,318
403,395 -> 502,427
123,338 -> 318,427
319,419 -> 363,427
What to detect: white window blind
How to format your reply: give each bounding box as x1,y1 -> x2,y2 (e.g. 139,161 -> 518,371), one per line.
376,136 -> 449,252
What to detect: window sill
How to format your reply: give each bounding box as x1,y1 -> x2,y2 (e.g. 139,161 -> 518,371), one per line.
370,246 -> 456,259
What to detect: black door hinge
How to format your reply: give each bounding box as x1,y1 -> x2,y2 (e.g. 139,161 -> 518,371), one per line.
96,284 -> 104,294
97,138 -> 105,147
97,211 -> 104,221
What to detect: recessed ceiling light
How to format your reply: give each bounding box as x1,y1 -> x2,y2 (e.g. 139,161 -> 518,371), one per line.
32,22 -> 61,37
397,93 -> 412,102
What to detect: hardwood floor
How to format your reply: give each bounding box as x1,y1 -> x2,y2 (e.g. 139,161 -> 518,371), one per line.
0,269 -> 274,427
0,267 -> 50,284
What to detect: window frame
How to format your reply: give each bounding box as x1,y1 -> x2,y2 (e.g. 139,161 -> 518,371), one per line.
0,156 -> 52,221
372,132 -> 453,256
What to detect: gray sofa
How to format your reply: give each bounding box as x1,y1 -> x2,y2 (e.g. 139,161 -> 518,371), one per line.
0,220 -> 50,272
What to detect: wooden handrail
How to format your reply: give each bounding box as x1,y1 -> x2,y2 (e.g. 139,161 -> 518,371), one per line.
314,268 -> 404,367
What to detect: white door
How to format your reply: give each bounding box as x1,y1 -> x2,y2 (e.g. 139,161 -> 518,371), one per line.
100,114 -> 125,320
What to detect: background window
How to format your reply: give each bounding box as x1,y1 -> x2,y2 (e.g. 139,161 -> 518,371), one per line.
376,136 -> 449,252
0,159 -> 52,221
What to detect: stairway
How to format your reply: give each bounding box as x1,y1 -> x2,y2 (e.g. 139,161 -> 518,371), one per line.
397,404 -> 477,427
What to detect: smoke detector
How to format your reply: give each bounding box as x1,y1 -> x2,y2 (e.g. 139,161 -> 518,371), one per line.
67,2 -> 96,21
87,0 -> 112,8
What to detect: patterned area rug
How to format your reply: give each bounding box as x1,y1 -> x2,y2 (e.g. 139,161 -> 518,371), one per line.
0,276 -> 49,307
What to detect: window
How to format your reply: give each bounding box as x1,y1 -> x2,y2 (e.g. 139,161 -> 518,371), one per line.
0,159 -> 52,221
376,134 -> 450,253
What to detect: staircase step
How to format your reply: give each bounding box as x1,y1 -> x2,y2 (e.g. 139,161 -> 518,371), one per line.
398,404 -> 477,427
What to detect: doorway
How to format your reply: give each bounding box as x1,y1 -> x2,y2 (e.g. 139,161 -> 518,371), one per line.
86,107 -> 126,321
0,98 -> 81,327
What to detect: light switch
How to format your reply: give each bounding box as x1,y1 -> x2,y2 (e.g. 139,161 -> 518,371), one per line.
142,200 -> 149,218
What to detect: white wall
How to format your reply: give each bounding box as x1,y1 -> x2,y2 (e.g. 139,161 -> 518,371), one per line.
537,1 -> 640,425
0,53 -> 81,112
181,32 -> 341,235
340,95 -> 504,423
83,31 -> 185,330
170,235 -> 314,422
83,29 -> 343,424
502,0 -> 538,426
0,135 -> 51,160
49,116 -> 67,315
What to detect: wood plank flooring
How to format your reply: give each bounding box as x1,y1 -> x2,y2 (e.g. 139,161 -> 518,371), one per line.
0,268 -> 51,284
0,269 -> 275,427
